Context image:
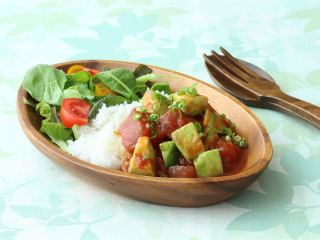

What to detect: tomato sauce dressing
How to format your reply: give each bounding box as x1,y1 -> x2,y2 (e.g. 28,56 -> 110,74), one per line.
119,107 -> 248,178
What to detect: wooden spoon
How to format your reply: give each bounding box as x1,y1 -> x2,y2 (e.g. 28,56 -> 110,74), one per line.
204,54 -> 320,129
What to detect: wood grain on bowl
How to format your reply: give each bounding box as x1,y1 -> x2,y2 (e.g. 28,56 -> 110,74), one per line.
17,60 -> 272,207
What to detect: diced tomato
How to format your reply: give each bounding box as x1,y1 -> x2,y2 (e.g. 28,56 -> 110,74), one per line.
168,166 -> 197,178
81,68 -> 102,76
157,109 -> 195,139
118,109 -> 153,153
155,153 -> 167,177
60,98 -> 91,128
178,154 -> 194,166
216,141 -> 241,167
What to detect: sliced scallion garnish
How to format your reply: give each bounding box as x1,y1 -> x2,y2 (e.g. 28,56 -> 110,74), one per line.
133,113 -> 142,120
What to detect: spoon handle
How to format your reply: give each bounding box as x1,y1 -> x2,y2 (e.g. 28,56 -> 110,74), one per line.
263,90 -> 320,130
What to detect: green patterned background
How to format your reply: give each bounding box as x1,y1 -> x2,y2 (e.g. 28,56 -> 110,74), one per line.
1,0 -> 320,239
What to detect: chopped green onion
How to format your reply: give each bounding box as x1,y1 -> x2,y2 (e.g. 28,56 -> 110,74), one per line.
150,114 -> 159,124
225,135 -> 231,142
223,127 -> 233,137
233,135 -> 242,144
209,114 -> 222,133
194,122 -> 202,133
151,101 -> 160,112
160,111 -> 165,116
143,154 -> 149,160
199,132 -> 206,138
142,118 -> 146,121
169,106 -> 182,119
160,174 -> 167,178
239,139 -> 247,148
177,83 -> 199,96
150,124 -> 157,139
166,95 -> 174,105
133,113 -> 142,120
177,98 -> 186,110
220,113 -> 226,119
136,105 -> 147,113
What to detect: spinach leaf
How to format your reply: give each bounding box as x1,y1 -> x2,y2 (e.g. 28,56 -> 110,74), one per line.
96,69 -> 138,100
23,97 -> 36,109
133,64 -> 152,78
150,81 -> 172,95
136,74 -> 178,85
65,81 -> 95,100
63,86 -> 82,99
89,74 -> 102,92
66,71 -> 91,83
23,64 -> 66,106
102,66 -> 109,71
89,95 -> 132,119
40,122 -> 72,152
134,84 -> 148,97
83,95 -> 105,105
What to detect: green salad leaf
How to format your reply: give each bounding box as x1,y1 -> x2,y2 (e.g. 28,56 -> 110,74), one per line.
66,71 -> 91,83
102,66 -> 109,71
63,86 -> 82,99
136,74 -> 178,85
36,101 -> 56,122
23,64 -> 66,106
40,122 -> 72,152
150,81 -> 172,95
133,64 -> 152,78
23,97 -> 36,109
96,68 -> 138,100
65,81 -> 95,100
89,95 -> 132,119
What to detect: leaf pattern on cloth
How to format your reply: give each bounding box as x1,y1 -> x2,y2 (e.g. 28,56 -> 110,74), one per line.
226,148 -> 320,238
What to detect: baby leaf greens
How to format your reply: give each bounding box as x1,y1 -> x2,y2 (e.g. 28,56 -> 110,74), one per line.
23,64 -> 66,106
95,68 -> 138,101
22,62 -> 177,153
41,122 -> 72,152
150,81 -> 171,95
89,95 -> 132,119
133,64 -> 152,78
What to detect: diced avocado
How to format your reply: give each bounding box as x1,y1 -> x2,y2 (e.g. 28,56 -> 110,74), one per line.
202,127 -> 219,151
194,149 -> 224,177
171,122 -> 204,160
160,141 -> 180,169
172,93 -> 208,116
141,90 -> 168,115
129,137 -> 157,177
202,108 -> 229,133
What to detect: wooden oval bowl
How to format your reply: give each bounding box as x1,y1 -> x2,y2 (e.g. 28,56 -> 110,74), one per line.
17,60 -> 272,207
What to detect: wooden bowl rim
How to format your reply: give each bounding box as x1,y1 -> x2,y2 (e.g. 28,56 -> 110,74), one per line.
17,59 -> 273,184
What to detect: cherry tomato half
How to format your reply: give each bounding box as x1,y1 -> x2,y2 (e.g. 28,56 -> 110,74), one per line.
81,68 -> 102,76
95,83 -> 120,96
67,65 -> 85,74
60,98 -> 91,128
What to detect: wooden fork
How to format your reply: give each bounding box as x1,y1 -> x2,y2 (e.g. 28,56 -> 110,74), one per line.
204,47 -> 320,130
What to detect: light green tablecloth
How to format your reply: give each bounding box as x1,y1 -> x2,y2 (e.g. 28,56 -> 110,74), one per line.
1,0 -> 320,239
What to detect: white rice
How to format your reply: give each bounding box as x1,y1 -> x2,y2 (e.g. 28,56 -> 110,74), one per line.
67,101 -> 141,170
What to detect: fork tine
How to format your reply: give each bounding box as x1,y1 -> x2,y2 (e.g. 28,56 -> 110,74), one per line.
203,53 -> 259,99
219,47 -> 257,79
210,50 -> 249,83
